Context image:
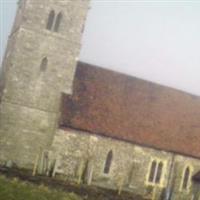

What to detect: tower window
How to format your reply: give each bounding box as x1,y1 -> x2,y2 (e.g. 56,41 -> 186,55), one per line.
148,160 -> 164,185
54,12 -> 63,32
181,166 -> 191,191
40,57 -> 48,72
46,10 -> 55,30
104,150 -> 113,174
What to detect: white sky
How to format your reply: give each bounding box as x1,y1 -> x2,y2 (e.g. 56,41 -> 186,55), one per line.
1,0 -> 200,96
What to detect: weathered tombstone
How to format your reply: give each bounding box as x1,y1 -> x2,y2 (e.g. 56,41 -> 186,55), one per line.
87,163 -> 94,185
52,156 -> 63,177
76,159 -> 85,184
5,160 -> 13,168
81,159 -> 94,185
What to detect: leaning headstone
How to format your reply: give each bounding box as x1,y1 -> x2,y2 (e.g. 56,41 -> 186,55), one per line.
5,160 -> 13,168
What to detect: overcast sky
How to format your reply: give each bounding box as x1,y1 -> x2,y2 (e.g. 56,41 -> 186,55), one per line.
1,0 -> 200,96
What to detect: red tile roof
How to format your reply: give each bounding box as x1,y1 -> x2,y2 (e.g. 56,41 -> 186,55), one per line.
60,62 -> 200,159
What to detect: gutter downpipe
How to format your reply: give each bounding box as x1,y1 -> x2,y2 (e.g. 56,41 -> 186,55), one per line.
165,153 -> 176,200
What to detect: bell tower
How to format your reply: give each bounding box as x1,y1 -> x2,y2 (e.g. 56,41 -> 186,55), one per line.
0,0 -> 90,168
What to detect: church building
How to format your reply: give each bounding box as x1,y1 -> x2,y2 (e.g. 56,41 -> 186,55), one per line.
0,1 -> 200,200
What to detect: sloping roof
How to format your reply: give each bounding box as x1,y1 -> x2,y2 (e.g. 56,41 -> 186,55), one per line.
60,62 -> 200,159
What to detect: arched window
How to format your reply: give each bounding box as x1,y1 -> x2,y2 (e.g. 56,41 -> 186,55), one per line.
54,12 -> 62,32
81,24 -> 85,33
148,160 -> 164,185
40,57 -> 48,72
104,150 -> 113,174
182,167 -> 190,190
46,10 -> 55,30
155,162 -> 163,183
148,160 -> 157,183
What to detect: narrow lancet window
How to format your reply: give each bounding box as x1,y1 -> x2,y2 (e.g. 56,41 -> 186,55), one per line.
46,10 -> 55,30
104,150 -> 113,174
40,57 -> 48,72
148,160 -> 157,183
54,12 -> 62,32
148,160 -> 164,185
155,162 -> 163,183
182,167 -> 190,190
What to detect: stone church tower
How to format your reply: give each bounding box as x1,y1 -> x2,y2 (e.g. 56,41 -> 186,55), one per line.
0,0 -> 90,168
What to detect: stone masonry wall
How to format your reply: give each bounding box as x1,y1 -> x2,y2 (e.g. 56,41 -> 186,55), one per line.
172,155 -> 200,200
50,128 -> 200,200
0,0 -> 90,168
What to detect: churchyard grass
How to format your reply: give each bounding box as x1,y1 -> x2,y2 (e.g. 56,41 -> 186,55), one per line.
0,175 -> 81,200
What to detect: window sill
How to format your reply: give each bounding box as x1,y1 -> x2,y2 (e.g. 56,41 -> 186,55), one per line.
145,182 -> 165,188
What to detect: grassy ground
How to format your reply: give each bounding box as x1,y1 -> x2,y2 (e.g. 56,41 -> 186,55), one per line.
0,167 -> 147,200
0,175 -> 81,200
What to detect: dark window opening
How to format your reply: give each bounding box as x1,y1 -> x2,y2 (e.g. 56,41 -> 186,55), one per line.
148,160 -> 157,182
54,12 -> 62,32
40,57 -> 48,72
104,150 -> 113,174
46,10 -> 55,30
81,24 -> 85,33
182,167 -> 190,190
155,162 -> 163,183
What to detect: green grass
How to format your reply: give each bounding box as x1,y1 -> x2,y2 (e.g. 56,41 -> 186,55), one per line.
0,175 -> 82,200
